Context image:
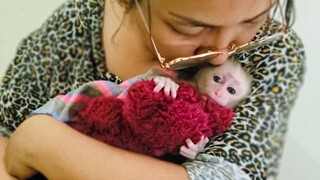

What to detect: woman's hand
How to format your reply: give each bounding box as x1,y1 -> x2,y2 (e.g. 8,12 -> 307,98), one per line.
4,115 -> 189,179
0,136 -> 17,180
4,122 -> 39,179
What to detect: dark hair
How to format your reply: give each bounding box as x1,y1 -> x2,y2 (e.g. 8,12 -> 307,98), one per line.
272,0 -> 295,27
117,0 -> 296,25
284,0 -> 295,27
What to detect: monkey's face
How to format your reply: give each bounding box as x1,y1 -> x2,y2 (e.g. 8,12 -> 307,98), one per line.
196,61 -> 251,108
206,74 -> 239,107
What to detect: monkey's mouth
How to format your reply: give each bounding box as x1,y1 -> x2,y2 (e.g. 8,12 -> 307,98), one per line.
210,96 -> 226,107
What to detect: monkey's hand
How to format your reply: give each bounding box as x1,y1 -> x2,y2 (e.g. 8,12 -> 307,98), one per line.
153,76 -> 179,98
179,136 -> 209,159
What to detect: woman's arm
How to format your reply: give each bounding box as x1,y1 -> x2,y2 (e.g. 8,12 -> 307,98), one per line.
5,115 -> 189,179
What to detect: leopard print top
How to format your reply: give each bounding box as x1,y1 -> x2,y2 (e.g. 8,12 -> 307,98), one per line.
0,0 -> 305,179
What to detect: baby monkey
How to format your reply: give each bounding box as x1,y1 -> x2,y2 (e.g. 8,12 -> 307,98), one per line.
153,59 -> 252,159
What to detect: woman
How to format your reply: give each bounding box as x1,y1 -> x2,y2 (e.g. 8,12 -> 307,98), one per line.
1,0 -> 305,179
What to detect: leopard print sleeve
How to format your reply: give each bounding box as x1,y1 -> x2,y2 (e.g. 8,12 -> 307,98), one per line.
0,0 -> 111,136
183,21 -> 305,179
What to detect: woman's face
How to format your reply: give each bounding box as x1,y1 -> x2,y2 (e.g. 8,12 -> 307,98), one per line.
139,0 -> 274,65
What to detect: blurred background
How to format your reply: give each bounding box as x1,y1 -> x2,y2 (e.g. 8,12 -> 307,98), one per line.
0,0 -> 319,179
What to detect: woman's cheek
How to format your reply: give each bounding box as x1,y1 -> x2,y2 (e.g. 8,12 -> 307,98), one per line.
156,37 -> 200,60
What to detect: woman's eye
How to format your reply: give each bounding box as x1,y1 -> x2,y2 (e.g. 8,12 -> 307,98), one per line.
242,16 -> 266,27
227,87 -> 236,95
213,76 -> 222,83
170,24 -> 205,36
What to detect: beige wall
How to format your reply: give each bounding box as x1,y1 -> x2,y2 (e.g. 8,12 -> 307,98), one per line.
0,0 -> 319,179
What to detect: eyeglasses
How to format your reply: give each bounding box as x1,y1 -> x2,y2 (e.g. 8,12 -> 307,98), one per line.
134,0 -> 288,70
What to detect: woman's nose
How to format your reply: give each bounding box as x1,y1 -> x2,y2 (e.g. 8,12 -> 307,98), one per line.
209,53 -> 230,65
199,27 -> 237,65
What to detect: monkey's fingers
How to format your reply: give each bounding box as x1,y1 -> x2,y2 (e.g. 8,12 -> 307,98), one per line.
196,136 -> 209,151
179,145 -> 198,159
153,76 -> 166,92
164,78 -> 179,98
153,76 -> 179,98
163,78 -> 179,98
170,81 -> 179,99
185,138 -> 199,152
163,78 -> 172,97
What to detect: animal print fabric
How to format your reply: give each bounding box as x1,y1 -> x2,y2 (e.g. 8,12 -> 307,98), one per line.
0,0 -> 305,179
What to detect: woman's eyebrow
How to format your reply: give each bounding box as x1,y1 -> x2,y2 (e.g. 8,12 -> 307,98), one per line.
243,1 -> 277,22
243,2 -> 276,22
168,12 -> 217,28
168,2 -> 277,27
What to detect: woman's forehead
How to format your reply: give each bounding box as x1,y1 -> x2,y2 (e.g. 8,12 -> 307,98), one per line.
151,0 -> 273,26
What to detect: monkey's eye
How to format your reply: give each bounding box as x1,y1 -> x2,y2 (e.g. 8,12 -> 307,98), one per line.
213,76 -> 222,83
227,87 -> 236,95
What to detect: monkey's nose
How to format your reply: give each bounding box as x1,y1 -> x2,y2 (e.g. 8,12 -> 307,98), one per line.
215,90 -> 222,97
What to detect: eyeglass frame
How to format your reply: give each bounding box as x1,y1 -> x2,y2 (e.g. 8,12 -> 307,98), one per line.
134,0 -> 288,70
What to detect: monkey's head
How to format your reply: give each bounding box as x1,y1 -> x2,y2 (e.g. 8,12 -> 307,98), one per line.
194,59 -> 252,108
